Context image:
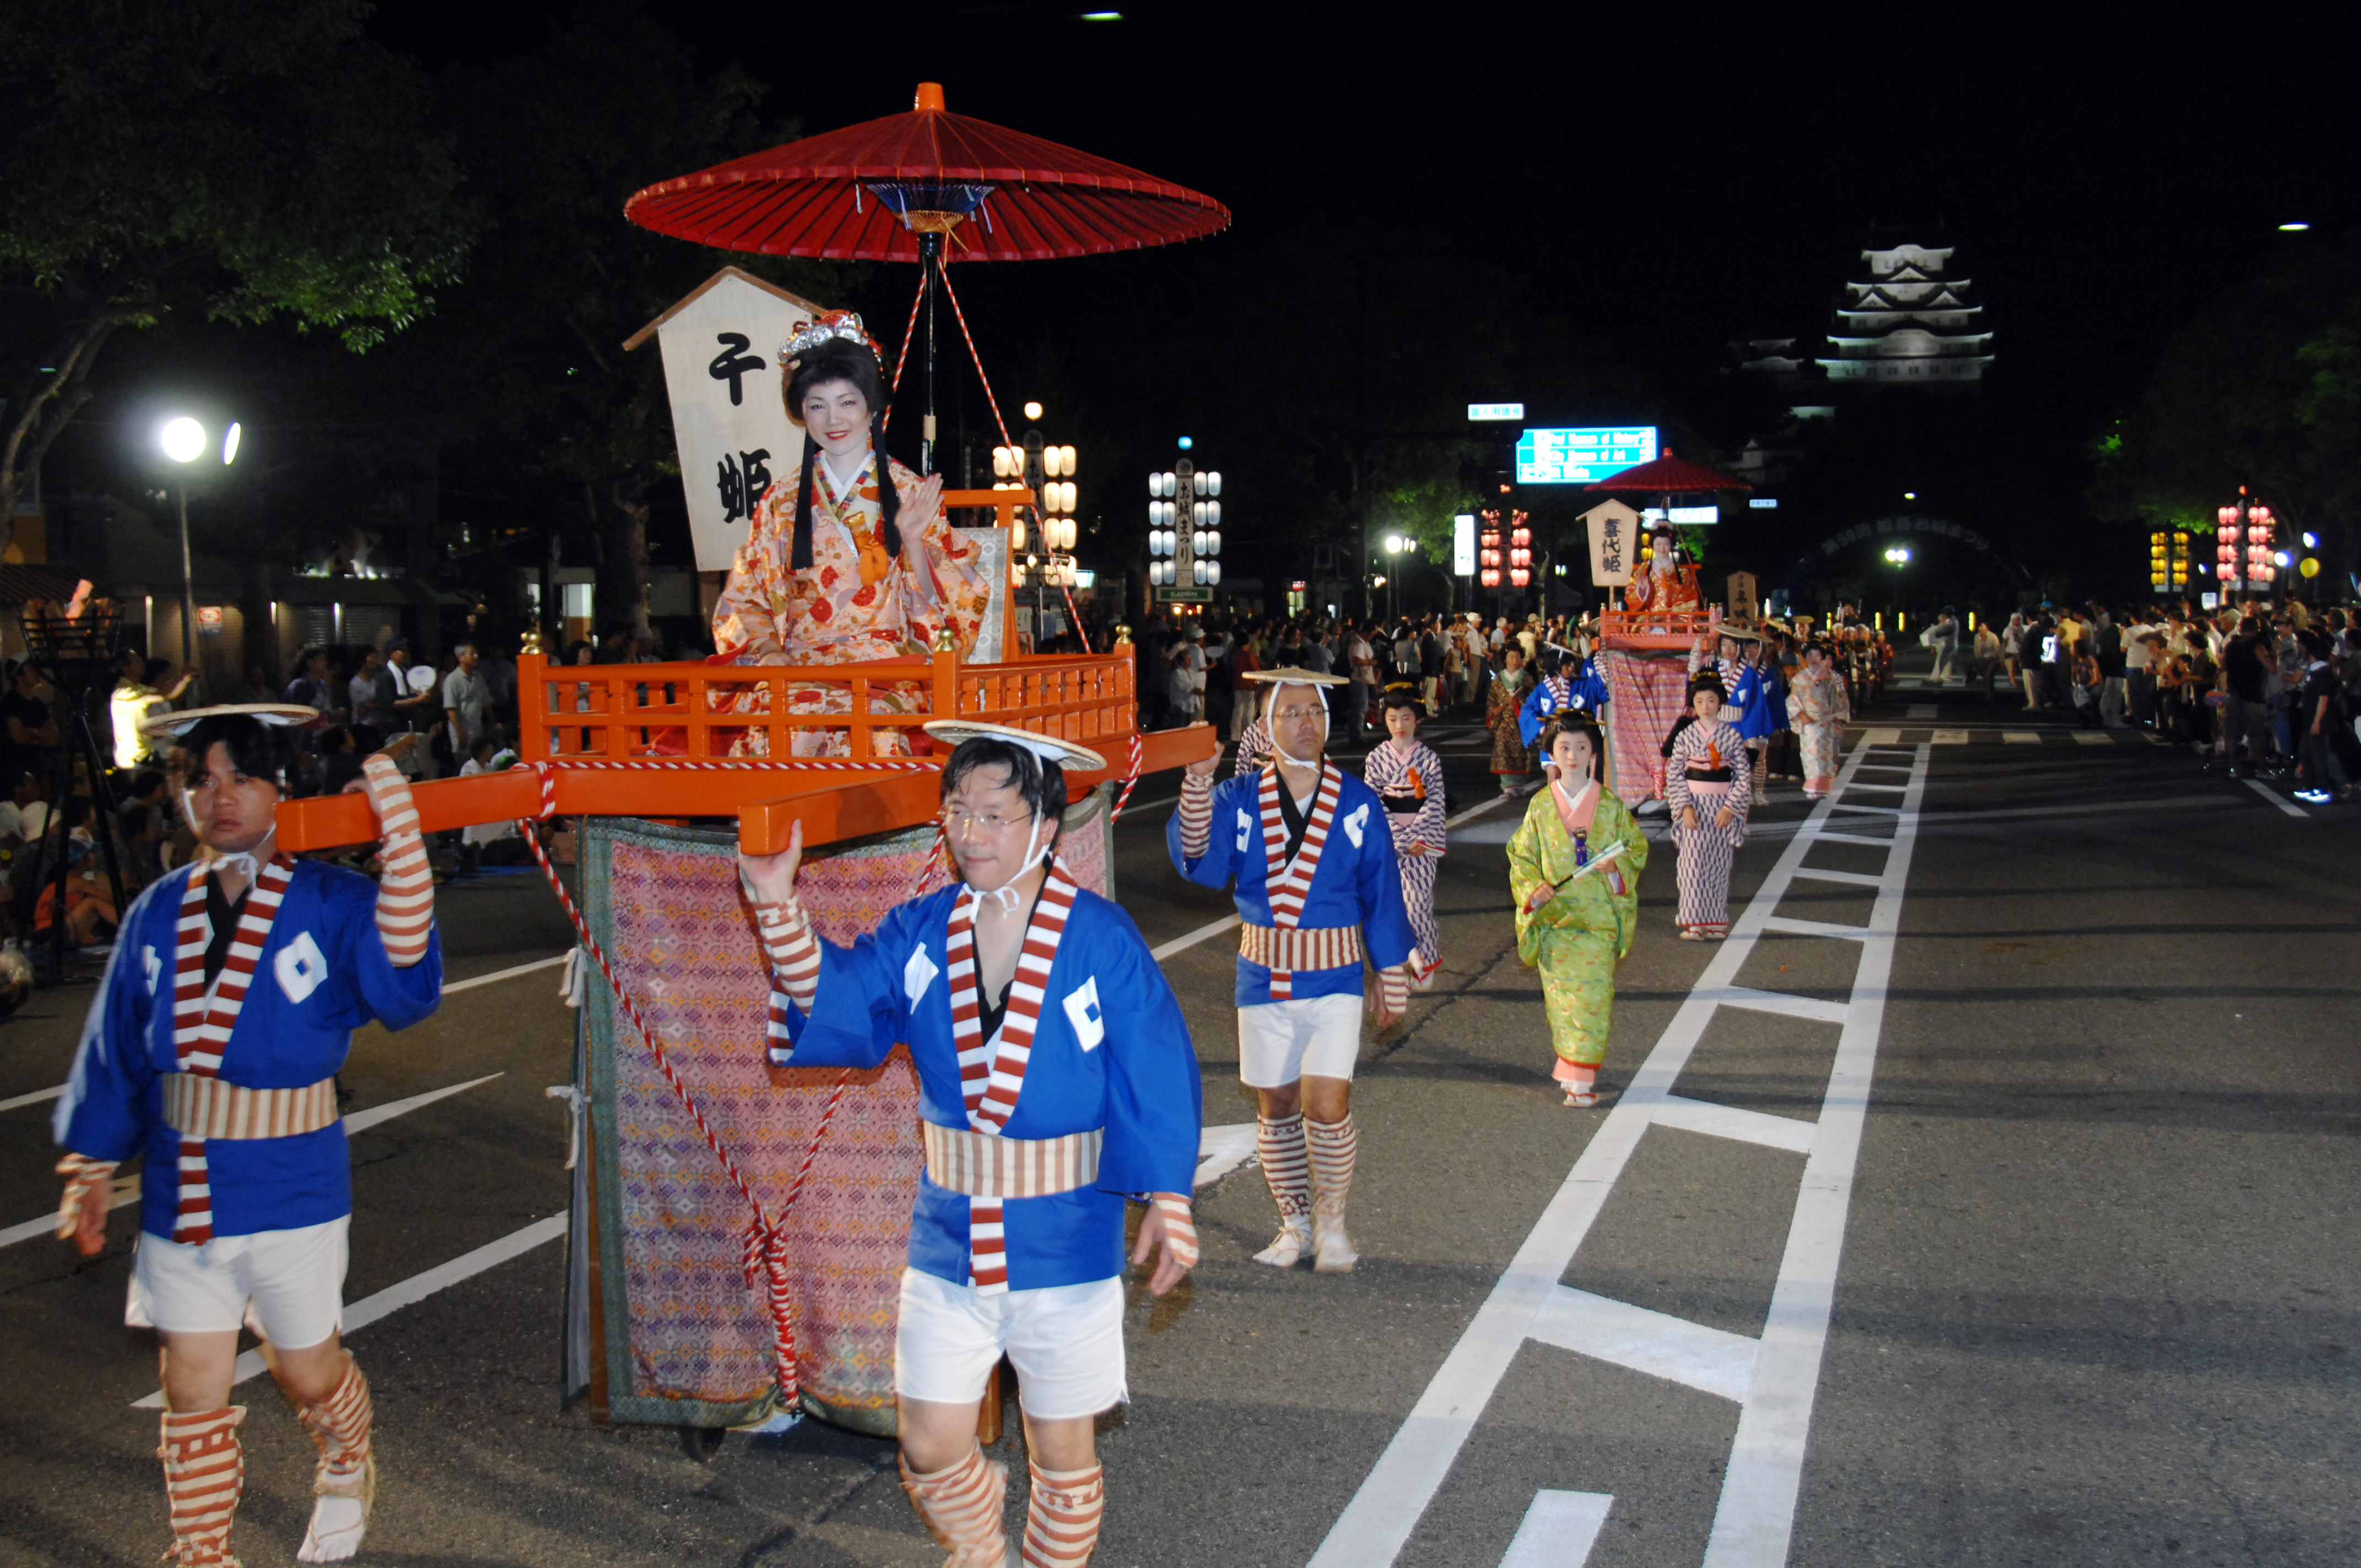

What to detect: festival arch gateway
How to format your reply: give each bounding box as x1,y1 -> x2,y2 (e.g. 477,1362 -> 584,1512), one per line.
275,624 -> 1217,1439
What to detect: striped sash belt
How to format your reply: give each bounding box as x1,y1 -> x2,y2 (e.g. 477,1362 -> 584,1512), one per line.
1240,922 -> 1364,974
161,1075 -> 341,1141
922,1124 -> 1102,1200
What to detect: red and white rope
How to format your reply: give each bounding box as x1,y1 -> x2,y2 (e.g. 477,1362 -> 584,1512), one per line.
882,280 -> 926,428
523,756 -> 940,821
1110,732 -> 1145,820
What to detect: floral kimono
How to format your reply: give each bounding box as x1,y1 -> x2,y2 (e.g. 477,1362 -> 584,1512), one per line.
1785,664 -> 1850,797
1363,736 -> 1448,982
1488,665 -> 1535,780
1508,776 -> 1647,1092
710,451 -> 993,755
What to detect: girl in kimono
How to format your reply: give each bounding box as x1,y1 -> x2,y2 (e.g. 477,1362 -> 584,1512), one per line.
709,312 -> 994,755
1785,643 -> 1850,798
1666,676 -> 1751,940
1487,644 -> 1535,794
1364,691 -> 1448,988
1509,714 -> 1647,1107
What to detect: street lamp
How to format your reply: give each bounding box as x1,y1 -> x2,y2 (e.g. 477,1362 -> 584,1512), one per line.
158,414 -> 238,688
1884,546 -> 1912,564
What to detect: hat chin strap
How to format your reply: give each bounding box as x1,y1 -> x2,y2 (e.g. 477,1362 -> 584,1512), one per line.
1267,682 -> 1329,770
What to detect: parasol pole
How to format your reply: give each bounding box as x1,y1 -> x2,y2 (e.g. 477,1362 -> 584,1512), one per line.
919,231 -> 942,475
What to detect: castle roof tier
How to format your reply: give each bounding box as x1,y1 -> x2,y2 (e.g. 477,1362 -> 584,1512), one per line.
1817,239 -> 1993,389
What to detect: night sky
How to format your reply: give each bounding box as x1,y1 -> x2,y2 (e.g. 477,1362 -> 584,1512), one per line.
132,3 -> 2361,607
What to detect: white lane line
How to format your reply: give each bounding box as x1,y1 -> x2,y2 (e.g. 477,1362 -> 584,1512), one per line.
1501,1490 -> 1615,1568
1652,1095 -> 1818,1155
1812,830 -> 1895,848
1307,741 -> 1921,1568
1789,867 -> 1882,887
5,1076 -> 503,1253
1150,913 -> 1242,961
1841,781 -> 1906,792
1761,915 -> 1870,942
1,964 -> 557,1121
134,1212 -> 567,1407
2004,730 -> 2041,743
2241,778 -> 2311,820
2072,731 -> 2111,747
1703,752 -> 1927,1568
1194,1123 -> 1258,1188
1828,803 -> 1902,817
1709,987 -> 1851,1025
1530,1286 -> 1760,1403
1932,729 -> 1970,744
441,954 -> 568,994
1445,791 -> 1520,830
1858,728 -> 1901,745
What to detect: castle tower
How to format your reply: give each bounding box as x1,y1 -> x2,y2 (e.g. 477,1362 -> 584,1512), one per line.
1816,242 -> 1994,389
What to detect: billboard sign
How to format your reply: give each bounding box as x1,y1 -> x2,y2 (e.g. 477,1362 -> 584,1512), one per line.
1467,402 -> 1525,422
1515,426 -> 1660,484
1668,505 -> 1719,524
1452,514 -> 1476,575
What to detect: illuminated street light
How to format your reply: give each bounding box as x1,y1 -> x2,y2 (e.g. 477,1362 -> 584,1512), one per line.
1385,534 -> 1403,553
158,412 -> 238,687
2278,221 -> 2311,232
1884,546 -> 1912,564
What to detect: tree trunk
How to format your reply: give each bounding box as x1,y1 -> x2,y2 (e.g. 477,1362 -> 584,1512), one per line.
599,478 -> 651,635
1,313 -> 122,523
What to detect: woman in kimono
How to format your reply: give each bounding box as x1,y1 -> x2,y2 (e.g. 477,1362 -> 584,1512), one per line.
1666,675 -> 1751,940
1509,714 -> 1647,1107
1364,691 -> 1448,988
1785,643 -> 1849,798
1487,644 -> 1535,794
710,311 -> 994,756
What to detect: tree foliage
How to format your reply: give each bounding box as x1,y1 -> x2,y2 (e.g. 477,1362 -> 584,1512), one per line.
2092,233 -> 2361,581
0,0 -> 469,515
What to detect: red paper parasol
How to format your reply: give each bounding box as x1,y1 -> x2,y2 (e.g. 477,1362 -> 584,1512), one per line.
624,83 -> 1230,262
1585,452 -> 1752,492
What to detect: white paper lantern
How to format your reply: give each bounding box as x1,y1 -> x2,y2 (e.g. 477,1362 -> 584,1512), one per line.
1207,471 -> 1222,497
1207,560 -> 1222,585
1206,500 -> 1220,527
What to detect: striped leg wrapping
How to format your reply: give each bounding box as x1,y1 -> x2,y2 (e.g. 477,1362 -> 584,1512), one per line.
1256,1114 -> 1311,1224
1022,1462 -> 1105,1568
1307,1115 -> 1358,1208
900,1445 -> 1009,1567
361,754 -> 433,966
297,1359 -> 374,1494
159,1406 -> 244,1568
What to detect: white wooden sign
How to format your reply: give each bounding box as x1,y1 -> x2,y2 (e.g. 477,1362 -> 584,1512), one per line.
1581,499 -> 1641,587
627,268 -> 828,571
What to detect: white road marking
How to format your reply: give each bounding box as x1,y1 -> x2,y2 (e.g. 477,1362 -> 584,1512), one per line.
1709,986 -> 1851,1025
134,1212 -> 568,1407
1858,728 -> 1901,744
1530,1286 -> 1760,1402
2004,730 -> 2041,744
2242,778 -> 2311,819
1761,915 -> 1870,942
1789,867 -> 1881,886
1306,742 -> 1927,1568
2072,731 -> 2111,746
440,954 -> 568,994
1932,729 -> 1970,744
1501,1491 -> 1615,1568
1905,704 -> 1936,718
1193,1123 -> 1258,1188
1150,914 -> 1242,961
0,1084 -> 64,1114
1652,1095 -> 1818,1154
1811,830 -> 1895,848
6,1076 -> 503,1253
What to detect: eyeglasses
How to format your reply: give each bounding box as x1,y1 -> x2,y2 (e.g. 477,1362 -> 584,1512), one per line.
943,806 -> 1035,836
1271,705 -> 1325,722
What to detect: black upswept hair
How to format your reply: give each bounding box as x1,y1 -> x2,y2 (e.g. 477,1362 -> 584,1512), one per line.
1539,712 -> 1605,780
784,339 -> 902,571
940,737 -> 1067,834
1687,673 -> 1727,703
183,715 -> 298,794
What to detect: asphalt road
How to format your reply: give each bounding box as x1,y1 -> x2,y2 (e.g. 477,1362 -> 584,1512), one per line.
2,668 -> 2354,1568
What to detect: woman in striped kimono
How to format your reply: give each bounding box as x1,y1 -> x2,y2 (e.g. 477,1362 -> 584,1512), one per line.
1364,692 -> 1448,988
1666,676 -> 1751,940
1784,644 -> 1849,798
1509,715 -> 1647,1106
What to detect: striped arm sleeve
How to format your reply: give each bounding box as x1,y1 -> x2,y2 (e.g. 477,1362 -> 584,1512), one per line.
1177,774 -> 1215,859
1150,1191 -> 1199,1271
1375,962 -> 1409,1021
360,753 -> 433,967
752,894 -> 819,1066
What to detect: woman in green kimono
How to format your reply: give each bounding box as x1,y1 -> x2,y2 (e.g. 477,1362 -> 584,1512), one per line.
1508,713 -> 1648,1107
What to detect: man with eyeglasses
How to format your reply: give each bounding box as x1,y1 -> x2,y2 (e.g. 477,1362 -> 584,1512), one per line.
740,721 -> 1201,1568
1171,667 -> 1422,1273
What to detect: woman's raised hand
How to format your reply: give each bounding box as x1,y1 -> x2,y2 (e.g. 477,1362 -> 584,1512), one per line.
907,472 -> 946,530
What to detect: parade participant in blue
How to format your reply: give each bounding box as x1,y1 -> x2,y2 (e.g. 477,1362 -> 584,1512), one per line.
52,706 -> 442,1568
1700,626 -> 1780,807
742,720 -> 1201,1568
1170,667 -> 1420,1275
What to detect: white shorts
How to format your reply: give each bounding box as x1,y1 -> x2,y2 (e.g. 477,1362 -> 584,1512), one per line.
128,1217 -> 347,1350
894,1268 -> 1125,1421
1237,993 -> 1364,1087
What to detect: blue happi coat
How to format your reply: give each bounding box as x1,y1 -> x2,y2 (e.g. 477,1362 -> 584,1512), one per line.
54,862 -> 444,1240
776,880 -> 1203,1292
1166,765 -> 1418,1006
